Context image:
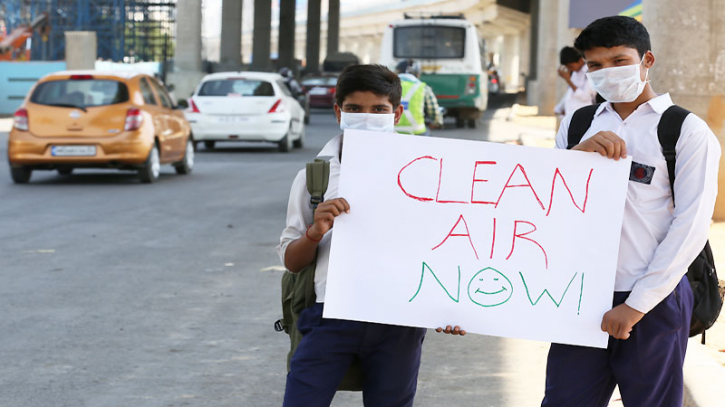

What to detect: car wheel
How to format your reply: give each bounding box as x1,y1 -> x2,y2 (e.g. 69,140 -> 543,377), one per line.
10,166 -> 32,184
138,144 -> 161,184
174,139 -> 194,175
293,127 -> 305,148
278,126 -> 293,153
204,141 -> 216,149
467,119 -> 477,129
57,168 -> 73,176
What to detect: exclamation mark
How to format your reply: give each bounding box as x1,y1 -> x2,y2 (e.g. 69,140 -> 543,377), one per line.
489,217 -> 496,259
577,273 -> 585,315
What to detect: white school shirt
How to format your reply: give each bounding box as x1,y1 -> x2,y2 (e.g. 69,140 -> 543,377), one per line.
555,93 -> 721,314
277,134 -> 342,302
555,64 -> 597,118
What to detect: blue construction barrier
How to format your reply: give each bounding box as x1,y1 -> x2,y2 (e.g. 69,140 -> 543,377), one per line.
0,61 -> 67,115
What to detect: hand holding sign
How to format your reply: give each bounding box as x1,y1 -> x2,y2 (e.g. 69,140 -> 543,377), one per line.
308,198 -> 350,241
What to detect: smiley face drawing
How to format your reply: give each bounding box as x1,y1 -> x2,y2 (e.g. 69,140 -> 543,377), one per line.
467,267 -> 514,307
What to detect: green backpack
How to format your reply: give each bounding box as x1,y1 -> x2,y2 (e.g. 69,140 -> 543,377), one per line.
275,158 -> 364,391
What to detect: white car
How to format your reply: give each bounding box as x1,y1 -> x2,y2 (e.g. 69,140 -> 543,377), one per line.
184,72 -> 305,152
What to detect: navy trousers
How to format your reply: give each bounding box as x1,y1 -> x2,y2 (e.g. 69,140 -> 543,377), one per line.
283,303 -> 427,407
542,275 -> 693,407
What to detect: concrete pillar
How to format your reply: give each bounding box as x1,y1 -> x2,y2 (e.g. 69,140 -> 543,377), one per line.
531,0 -> 559,114
526,0 -> 540,105
175,0 -> 202,72
220,0 -> 243,70
169,0 -> 205,98
644,0 -> 725,220
327,0 -> 340,57
251,0 -> 272,71
502,34 -> 520,92
306,0 -> 322,74
64,32 -> 96,70
555,0 -> 577,105
520,24 -> 531,80
279,0 -> 296,72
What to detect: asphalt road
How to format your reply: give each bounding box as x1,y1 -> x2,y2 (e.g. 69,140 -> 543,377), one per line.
0,105 -> 550,407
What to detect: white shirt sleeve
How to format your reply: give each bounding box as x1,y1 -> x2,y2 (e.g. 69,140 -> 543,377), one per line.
554,96 -> 566,116
570,77 -> 596,105
276,170 -> 313,268
625,115 -> 722,313
554,112 -> 572,150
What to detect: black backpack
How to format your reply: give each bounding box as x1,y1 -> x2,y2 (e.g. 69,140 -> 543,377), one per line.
567,104 -> 723,343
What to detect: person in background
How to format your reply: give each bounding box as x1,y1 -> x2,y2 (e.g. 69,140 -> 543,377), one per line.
554,46 -> 597,119
279,67 -> 303,96
395,59 -> 444,135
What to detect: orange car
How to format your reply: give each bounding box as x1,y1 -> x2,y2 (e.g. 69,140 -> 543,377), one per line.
7,71 -> 194,184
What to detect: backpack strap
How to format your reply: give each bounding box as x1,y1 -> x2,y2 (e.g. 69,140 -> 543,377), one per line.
567,104 -> 601,150
306,158 -> 331,210
657,105 -> 691,203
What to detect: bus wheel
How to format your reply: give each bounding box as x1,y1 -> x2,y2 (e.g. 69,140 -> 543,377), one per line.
456,117 -> 465,128
467,119 -> 477,129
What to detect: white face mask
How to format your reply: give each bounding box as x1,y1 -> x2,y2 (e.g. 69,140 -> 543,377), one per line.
586,59 -> 649,103
339,112 -> 396,133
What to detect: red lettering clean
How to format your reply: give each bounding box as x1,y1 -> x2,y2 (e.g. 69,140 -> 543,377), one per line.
546,168 -> 594,216
471,161 -> 497,205
398,155 -> 436,202
436,158 -> 468,204
495,164 -> 545,210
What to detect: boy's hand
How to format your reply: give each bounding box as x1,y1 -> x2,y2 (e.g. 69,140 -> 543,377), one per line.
435,325 -> 467,336
572,131 -> 628,160
557,65 -> 571,80
308,198 -> 350,240
601,304 -> 644,340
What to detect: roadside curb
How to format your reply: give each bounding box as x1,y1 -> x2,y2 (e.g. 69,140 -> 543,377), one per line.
683,337 -> 725,407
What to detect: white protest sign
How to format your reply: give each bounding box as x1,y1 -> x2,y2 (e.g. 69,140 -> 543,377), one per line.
323,130 -> 632,349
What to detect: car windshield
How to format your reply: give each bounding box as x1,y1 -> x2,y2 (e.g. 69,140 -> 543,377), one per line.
394,26 -> 466,59
198,79 -> 275,96
30,79 -> 130,108
302,77 -> 337,86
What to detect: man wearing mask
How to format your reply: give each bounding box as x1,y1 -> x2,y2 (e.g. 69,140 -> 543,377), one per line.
278,65 -> 458,407
542,16 -> 720,407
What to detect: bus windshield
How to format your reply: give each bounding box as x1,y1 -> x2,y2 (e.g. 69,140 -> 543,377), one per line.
393,26 -> 466,59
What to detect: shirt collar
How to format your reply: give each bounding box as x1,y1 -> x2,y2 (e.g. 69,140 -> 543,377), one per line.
596,93 -> 673,117
317,134 -> 343,163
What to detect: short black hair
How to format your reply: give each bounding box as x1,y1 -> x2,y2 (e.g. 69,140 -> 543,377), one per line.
335,64 -> 401,108
560,46 -> 582,65
574,16 -> 651,58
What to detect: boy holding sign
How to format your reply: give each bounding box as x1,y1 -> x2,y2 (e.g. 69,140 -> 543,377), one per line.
278,65 -> 446,407
541,16 -> 721,406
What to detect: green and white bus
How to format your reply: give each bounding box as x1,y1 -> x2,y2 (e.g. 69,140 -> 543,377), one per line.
381,16 -> 488,128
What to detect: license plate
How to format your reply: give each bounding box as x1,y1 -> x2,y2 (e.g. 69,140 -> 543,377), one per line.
216,116 -> 249,123
51,145 -> 97,156
309,87 -> 328,95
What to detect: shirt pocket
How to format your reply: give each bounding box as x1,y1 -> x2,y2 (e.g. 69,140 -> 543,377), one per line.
627,153 -> 671,211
